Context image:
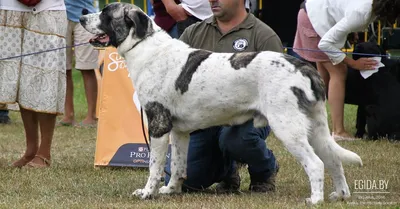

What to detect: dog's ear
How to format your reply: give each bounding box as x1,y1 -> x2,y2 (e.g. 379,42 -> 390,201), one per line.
124,8 -> 149,39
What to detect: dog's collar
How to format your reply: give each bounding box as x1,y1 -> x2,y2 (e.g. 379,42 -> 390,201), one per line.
128,29 -> 163,51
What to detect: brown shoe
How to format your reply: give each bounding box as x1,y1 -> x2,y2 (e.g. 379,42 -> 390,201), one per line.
215,166 -> 241,194
249,162 -> 279,192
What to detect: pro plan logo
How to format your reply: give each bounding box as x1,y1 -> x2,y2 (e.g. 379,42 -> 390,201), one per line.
232,38 -> 248,52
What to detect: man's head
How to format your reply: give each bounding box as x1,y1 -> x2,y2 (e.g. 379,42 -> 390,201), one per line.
372,0 -> 400,25
209,0 -> 244,21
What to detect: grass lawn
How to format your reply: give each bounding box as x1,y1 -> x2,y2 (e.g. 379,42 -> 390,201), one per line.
0,70 -> 399,208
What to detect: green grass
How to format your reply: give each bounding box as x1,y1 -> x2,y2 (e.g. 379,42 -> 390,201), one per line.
0,70 -> 399,208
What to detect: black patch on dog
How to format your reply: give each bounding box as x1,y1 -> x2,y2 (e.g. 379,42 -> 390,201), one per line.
291,86 -> 312,113
270,60 -> 284,68
175,50 -> 212,94
125,8 -> 150,39
145,102 -> 173,138
229,52 -> 259,70
283,54 -> 326,101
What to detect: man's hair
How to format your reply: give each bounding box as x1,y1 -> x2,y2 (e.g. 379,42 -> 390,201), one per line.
372,0 -> 400,24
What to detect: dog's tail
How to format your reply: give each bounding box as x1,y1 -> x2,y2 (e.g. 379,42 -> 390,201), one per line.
309,101 -> 363,167
330,137 -> 363,166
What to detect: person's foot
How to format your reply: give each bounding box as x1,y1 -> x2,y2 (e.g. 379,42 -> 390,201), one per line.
333,132 -> 360,141
215,166 -> 241,194
57,118 -> 75,126
26,155 -> 51,168
11,154 -> 36,168
75,118 -> 97,128
249,163 -> 279,193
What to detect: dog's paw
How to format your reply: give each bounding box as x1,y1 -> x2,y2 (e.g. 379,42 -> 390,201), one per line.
329,192 -> 340,202
132,189 -> 153,199
159,185 -> 181,195
305,197 -> 323,206
329,191 -> 351,202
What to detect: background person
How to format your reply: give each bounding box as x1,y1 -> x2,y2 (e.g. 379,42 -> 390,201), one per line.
293,0 -> 400,140
165,0 -> 283,193
0,0 -> 68,167
58,0 -> 99,128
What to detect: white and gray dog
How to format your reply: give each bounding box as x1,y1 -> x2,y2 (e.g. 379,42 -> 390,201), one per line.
80,2 -> 362,205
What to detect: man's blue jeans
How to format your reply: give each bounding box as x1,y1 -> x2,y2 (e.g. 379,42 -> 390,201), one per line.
0,110 -> 8,117
165,119 -> 276,190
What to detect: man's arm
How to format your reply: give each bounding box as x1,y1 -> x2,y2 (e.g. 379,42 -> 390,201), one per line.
161,0 -> 188,21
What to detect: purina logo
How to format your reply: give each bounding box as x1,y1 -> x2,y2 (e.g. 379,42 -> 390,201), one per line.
138,146 -> 148,152
232,38 -> 248,52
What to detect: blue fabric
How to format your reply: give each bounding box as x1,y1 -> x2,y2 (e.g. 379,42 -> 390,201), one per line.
165,120 -> 276,190
146,0 -> 154,16
0,110 -> 8,117
167,24 -> 179,39
65,0 -> 96,23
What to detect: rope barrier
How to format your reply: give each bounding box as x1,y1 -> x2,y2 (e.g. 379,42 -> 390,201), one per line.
0,42 -> 90,61
285,47 -> 400,59
1,42 -> 400,61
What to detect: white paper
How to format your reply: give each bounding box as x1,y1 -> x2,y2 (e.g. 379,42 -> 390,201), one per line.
360,57 -> 385,79
133,91 -> 141,112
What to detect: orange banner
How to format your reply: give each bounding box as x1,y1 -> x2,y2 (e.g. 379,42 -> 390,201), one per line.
94,47 -> 170,167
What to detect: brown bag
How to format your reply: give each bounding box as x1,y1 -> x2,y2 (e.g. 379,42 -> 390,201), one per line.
18,0 -> 42,7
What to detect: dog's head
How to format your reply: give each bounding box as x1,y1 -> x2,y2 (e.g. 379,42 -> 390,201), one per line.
80,2 -> 153,49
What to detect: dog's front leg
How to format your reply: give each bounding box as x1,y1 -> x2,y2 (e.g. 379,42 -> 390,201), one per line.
159,131 -> 190,195
133,133 -> 170,199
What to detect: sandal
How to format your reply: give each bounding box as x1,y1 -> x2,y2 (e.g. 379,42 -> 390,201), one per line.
26,155 -> 51,168
332,132 -> 361,142
57,120 -> 75,127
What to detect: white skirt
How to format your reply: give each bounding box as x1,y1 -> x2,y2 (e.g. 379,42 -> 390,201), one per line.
0,10 -> 67,114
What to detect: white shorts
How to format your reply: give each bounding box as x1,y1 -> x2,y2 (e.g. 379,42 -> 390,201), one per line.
66,20 -> 99,70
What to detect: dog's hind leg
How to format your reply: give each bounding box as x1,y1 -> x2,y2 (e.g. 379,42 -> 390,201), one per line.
307,102 -> 351,201
266,110 -> 325,205
159,131 -> 190,195
132,133 -> 170,199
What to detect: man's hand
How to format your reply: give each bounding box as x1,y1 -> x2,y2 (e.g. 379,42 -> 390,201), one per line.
347,57 -> 378,71
165,4 -> 188,21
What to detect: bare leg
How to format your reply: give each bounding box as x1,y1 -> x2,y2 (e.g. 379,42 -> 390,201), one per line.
27,112 -> 56,167
59,69 -> 75,125
316,62 -> 330,93
320,61 -> 352,138
12,108 -> 39,167
81,70 -> 98,125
